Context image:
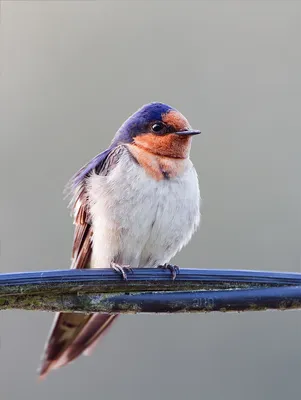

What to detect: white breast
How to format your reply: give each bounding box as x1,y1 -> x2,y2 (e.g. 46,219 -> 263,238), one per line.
87,147 -> 201,269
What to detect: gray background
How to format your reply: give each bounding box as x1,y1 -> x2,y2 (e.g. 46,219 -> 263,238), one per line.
1,1 -> 300,399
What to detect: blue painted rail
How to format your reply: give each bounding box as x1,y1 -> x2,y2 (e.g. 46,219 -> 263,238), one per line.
0,268 -> 300,313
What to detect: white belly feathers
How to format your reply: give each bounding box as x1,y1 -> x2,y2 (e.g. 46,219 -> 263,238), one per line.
87,146 -> 201,269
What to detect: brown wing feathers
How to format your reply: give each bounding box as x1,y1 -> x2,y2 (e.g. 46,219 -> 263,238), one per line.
39,148 -> 125,378
39,185 -> 116,378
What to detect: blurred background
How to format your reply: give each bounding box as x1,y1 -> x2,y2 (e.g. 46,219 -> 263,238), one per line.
1,1 -> 300,399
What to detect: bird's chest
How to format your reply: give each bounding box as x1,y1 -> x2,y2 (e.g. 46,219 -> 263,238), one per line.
88,149 -> 200,267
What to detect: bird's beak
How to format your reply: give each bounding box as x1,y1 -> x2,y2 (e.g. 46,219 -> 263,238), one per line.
175,129 -> 201,136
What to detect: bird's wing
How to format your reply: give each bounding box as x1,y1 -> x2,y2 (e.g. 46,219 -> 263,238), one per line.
39,146 -> 126,378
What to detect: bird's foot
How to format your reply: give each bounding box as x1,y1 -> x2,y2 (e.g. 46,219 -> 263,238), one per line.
157,263 -> 180,281
110,262 -> 133,281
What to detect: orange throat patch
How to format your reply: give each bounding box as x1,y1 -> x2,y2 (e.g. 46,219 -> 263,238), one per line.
127,134 -> 191,180
133,132 -> 192,159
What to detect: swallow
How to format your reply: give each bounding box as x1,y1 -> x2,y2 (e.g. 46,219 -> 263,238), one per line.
39,102 -> 201,378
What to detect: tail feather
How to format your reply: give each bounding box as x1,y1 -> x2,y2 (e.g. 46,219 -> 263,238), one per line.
39,312 -> 118,378
62,314 -> 117,362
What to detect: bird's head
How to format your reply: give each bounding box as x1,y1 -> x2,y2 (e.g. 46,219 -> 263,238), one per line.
69,103 -> 200,188
112,102 -> 200,158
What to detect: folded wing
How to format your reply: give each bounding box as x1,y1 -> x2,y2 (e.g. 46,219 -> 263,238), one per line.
39,146 -> 125,378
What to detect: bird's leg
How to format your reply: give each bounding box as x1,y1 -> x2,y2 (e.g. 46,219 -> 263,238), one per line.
157,263 -> 180,280
110,262 -> 133,281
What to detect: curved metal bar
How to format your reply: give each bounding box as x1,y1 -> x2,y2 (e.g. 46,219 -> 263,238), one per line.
0,268 -> 300,297
0,268 -> 300,313
0,286 -> 300,313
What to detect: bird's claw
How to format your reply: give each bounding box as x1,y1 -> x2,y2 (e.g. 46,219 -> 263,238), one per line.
110,262 -> 133,281
157,263 -> 180,280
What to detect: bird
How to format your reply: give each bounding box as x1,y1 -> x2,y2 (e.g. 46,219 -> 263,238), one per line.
39,102 -> 201,378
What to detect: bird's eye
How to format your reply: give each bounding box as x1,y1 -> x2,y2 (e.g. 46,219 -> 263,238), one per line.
151,122 -> 165,133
